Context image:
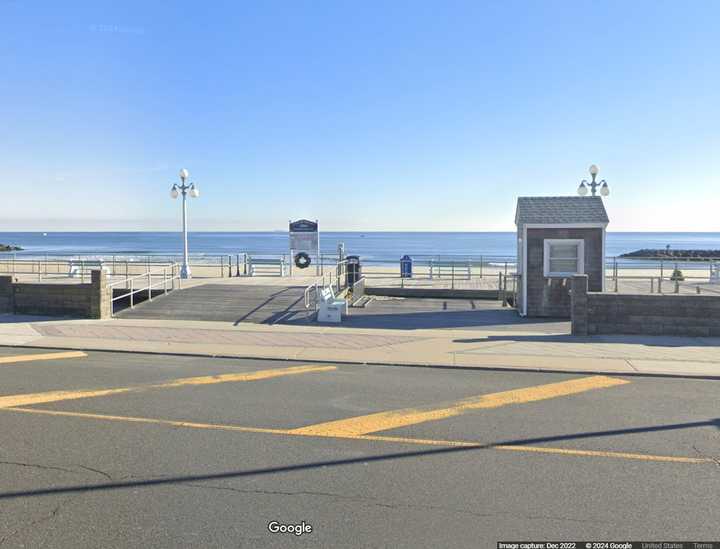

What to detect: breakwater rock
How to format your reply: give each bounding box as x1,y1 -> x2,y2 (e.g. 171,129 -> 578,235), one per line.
0,244 -> 22,252
620,249 -> 720,260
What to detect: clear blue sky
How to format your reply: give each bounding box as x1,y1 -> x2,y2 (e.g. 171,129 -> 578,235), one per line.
1,1 -> 718,232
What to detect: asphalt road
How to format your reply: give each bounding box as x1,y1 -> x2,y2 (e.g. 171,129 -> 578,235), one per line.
0,347 -> 718,548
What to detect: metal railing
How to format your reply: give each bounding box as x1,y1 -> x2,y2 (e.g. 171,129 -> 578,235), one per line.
0,253 -> 234,280
348,276 -> 366,306
6,250 -> 720,294
499,273 -> 520,307
109,263 -> 181,313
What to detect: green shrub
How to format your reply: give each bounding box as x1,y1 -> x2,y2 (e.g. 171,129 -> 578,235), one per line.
670,268 -> 685,281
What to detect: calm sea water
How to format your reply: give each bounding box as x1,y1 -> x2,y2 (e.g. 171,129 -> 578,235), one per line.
2,231 -> 720,260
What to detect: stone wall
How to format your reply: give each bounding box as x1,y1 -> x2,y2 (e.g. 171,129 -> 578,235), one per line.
0,276 -> 12,313
525,227 -> 603,317
571,275 -> 720,336
0,270 -> 111,319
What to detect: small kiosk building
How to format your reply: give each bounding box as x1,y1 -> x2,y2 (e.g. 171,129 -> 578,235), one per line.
515,196 -> 609,317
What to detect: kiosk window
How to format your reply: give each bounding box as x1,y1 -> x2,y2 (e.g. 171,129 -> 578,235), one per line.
544,239 -> 584,277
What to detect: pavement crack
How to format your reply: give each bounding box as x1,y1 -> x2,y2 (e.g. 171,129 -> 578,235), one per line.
178,483 -> 609,523
0,460 -> 78,475
75,464 -> 114,481
624,359 -> 639,372
0,459 -> 117,479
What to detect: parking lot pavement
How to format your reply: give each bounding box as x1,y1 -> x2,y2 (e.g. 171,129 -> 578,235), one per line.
0,347 -> 718,548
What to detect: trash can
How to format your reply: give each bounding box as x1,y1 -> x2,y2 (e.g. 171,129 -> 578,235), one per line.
400,255 -> 413,278
346,255 -> 361,287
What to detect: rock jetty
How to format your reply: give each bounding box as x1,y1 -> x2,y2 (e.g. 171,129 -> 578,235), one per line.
0,244 -> 22,252
620,249 -> 720,260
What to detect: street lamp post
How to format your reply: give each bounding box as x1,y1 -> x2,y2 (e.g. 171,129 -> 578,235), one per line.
170,168 -> 200,279
577,164 -> 610,197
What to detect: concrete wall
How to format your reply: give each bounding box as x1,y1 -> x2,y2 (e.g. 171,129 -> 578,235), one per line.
0,270 -> 111,319
525,227 -> 603,317
571,275 -> 720,336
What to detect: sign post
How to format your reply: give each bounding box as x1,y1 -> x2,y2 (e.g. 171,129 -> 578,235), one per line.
289,219 -> 320,275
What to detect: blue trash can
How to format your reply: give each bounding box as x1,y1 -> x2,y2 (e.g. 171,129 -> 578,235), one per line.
400,255 -> 413,278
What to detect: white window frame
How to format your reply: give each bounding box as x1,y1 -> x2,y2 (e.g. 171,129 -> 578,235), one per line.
543,239 -> 584,277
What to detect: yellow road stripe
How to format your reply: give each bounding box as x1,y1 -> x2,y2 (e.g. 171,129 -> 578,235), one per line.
4,407 -> 709,465
0,388 -> 133,408
0,365 -> 336,408
291,375 -> 630,437
149,365 -> 336,388
0,351 -> 87,365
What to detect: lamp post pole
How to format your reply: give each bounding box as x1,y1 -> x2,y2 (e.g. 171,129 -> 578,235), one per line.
577,164 -> 610,197
171,168 -> 200,279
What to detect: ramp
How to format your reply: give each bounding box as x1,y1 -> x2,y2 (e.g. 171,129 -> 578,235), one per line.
116,284 -> 312,324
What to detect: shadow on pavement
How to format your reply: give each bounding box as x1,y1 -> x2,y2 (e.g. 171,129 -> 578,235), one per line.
284,310 -> 569,332
0,314 -> 68,324
2,418 -> 716,501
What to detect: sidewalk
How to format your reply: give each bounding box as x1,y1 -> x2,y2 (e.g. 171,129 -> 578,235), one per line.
1,315 -> 720,378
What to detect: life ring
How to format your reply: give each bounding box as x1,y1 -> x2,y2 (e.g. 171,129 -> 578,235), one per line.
294,252 -> 311,269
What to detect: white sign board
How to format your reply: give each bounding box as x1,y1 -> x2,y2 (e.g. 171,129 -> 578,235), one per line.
290,231 -> 318,252
289,219 -> 319,253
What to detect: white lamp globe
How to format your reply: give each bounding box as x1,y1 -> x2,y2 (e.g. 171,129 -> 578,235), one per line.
600,182 -> 610,197
179,168 -> 189,180
190,187 -> 200,198
170,187 -> 179,199
577,183 -> 588,196
589,164 -> 599,176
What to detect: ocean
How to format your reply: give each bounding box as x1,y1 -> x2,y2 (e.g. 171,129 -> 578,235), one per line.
2,232 -> 720,261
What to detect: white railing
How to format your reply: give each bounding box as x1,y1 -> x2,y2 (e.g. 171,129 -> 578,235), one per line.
109,263 -> 181,313
349,276 -> 366,306
303,264 -> 347,311
0,254 -> 234,280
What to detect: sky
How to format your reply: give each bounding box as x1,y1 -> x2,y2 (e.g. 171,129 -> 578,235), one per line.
1,0 -> 718,232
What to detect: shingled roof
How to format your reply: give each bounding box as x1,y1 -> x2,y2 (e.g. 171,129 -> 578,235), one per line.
515,196 -> 609,226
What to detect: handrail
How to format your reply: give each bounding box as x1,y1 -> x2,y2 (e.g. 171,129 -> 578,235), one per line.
108,264 -> 174,288
110,263 -> 181,313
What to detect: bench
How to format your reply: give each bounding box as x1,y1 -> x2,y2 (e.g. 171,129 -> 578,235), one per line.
429,260 -> 471,280
317,286 -> 347,323
68,260 -> 110,278
247,256 -> 287,277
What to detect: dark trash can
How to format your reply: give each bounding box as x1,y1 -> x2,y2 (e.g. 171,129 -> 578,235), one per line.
400,255 -> 413,278
346,255 -> 361,287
